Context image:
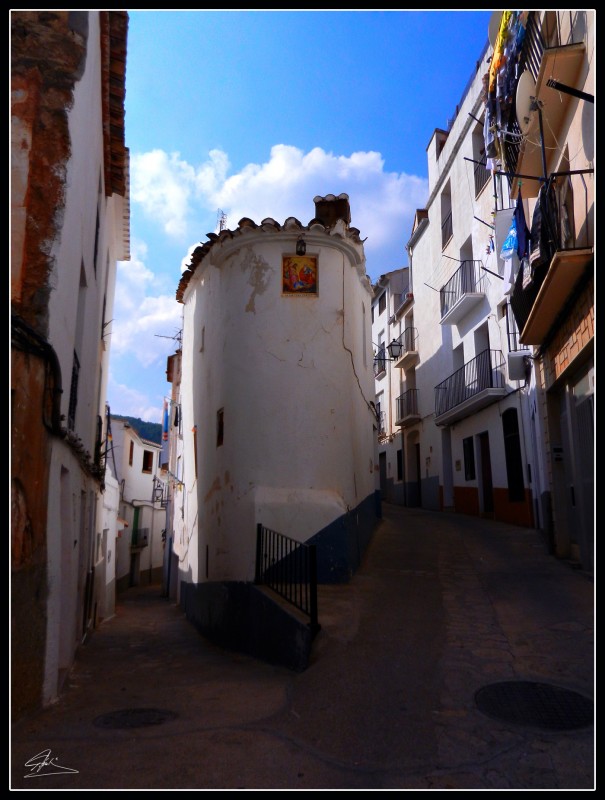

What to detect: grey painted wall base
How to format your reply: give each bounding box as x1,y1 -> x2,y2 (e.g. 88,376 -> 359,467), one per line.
308,492 -> 378,583
180,580 -> 314,672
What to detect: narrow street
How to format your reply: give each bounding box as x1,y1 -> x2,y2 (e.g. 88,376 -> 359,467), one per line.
11,505 -> 594,790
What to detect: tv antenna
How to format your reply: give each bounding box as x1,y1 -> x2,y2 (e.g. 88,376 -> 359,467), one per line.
155,329 -> 182,346
217,209 -> 227,232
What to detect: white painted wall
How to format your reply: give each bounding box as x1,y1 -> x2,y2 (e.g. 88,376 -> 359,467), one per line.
179,223 -> 375,585
42,12 -> 125,705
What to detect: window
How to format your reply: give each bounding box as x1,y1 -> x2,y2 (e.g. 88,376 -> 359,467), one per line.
441,182 -> 453,249
217,409 -> 224,447
502,409 -> 525,501
67,350 -> 80,430
129,440 -> 134,466
142,450 -> 154,473
378,292 -> 386,315
463,436 -> 476,480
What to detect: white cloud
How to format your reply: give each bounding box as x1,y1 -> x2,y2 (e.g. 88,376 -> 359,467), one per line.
107,376 -> 165,424
111,241 -> 182,366
130,150 -> 196,238
130,143 -> 429,278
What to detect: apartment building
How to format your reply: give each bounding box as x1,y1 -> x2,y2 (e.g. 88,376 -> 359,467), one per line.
492,10 -> 594,571
11,11 -> 129,717
373,10 -> 593,575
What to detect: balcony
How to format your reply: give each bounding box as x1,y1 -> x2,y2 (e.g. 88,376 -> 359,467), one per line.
376,409 -> 387,441
392,327 -> 419,370
434,350 -> 506,426
373,346 -> 386,378
395,389 -> 420,428
499,11 -> 590,198
510,170 -> 593,345
440,260 -> 486,325
131,527 -> 149,551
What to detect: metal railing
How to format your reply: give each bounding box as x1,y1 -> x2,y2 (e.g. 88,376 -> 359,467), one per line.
373,346 -> 386,377
440,260 -> 486,318
396,389 -> 419,421
434,349 -> 506,417
255,524 -> 320,636
510,169 -> 593,334
392,326 -> 418,358
474,159 -> 491,197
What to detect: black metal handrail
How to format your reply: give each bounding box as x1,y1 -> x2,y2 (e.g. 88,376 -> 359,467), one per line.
440,260 -> 486,318
434,349 -> 506,417
255,524 -> 320,636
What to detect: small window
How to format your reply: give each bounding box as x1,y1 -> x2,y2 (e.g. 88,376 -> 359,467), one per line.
378,293 -> 386,315
142,450 -> 153,473
463,436 -> 475,481
217,409 -> 224,447
129,440 -> 134,466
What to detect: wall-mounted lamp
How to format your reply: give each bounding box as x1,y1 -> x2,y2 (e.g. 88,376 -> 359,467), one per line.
296,235 -> 306,256
374,339 -> 403,362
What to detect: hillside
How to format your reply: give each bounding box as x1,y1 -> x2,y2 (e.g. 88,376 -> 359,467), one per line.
111,415 -> 163,445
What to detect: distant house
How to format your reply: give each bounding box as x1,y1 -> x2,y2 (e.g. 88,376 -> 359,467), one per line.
109,418 -> 167,592
11,10 -> 129,719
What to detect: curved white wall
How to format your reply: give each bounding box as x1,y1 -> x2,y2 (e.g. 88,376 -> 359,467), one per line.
180,226 -> 375,583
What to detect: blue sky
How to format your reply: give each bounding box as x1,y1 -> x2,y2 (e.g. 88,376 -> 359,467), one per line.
107,9 -> 493,424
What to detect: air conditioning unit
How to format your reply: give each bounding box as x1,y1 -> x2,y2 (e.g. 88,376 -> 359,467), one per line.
508,351 -> 529,381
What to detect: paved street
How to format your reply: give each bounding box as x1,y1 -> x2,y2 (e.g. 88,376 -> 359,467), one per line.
11,504 -> 595,790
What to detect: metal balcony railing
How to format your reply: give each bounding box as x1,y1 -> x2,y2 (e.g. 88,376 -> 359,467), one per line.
474,159 -> 491,197
392,326 -> 418,357
255,524 -> 320,636
501,11 -> 588,181
440,260 -> 486,319
510,169 -> 593,336
434,350 -> 506,417
373,346 -> 386,377
396,389 -> 418,421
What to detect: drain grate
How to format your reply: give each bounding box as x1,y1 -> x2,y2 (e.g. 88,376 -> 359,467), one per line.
93,708 -> 178,729
475,681 -> 593,731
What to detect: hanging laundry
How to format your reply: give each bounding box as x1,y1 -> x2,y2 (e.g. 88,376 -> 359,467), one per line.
513,188 -> 530,261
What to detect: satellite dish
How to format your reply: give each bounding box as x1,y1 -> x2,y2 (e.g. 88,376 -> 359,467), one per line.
516,69 -> 536,134
488,10 -> 503,47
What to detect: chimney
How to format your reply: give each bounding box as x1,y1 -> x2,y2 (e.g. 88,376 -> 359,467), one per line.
313,193 -> 351,228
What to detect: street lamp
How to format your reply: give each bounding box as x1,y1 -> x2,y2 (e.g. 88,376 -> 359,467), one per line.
374,338 -> 403,362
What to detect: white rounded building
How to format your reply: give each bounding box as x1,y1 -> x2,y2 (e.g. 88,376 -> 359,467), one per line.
172,194 -> 379,664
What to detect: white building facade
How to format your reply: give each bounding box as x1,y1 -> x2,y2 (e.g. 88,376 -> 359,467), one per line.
374,10 -> 593,571
11,11 -> 129,716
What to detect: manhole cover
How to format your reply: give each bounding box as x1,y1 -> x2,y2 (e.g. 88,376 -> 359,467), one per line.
475,681 -> 593,730
93,708 -> 178,729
